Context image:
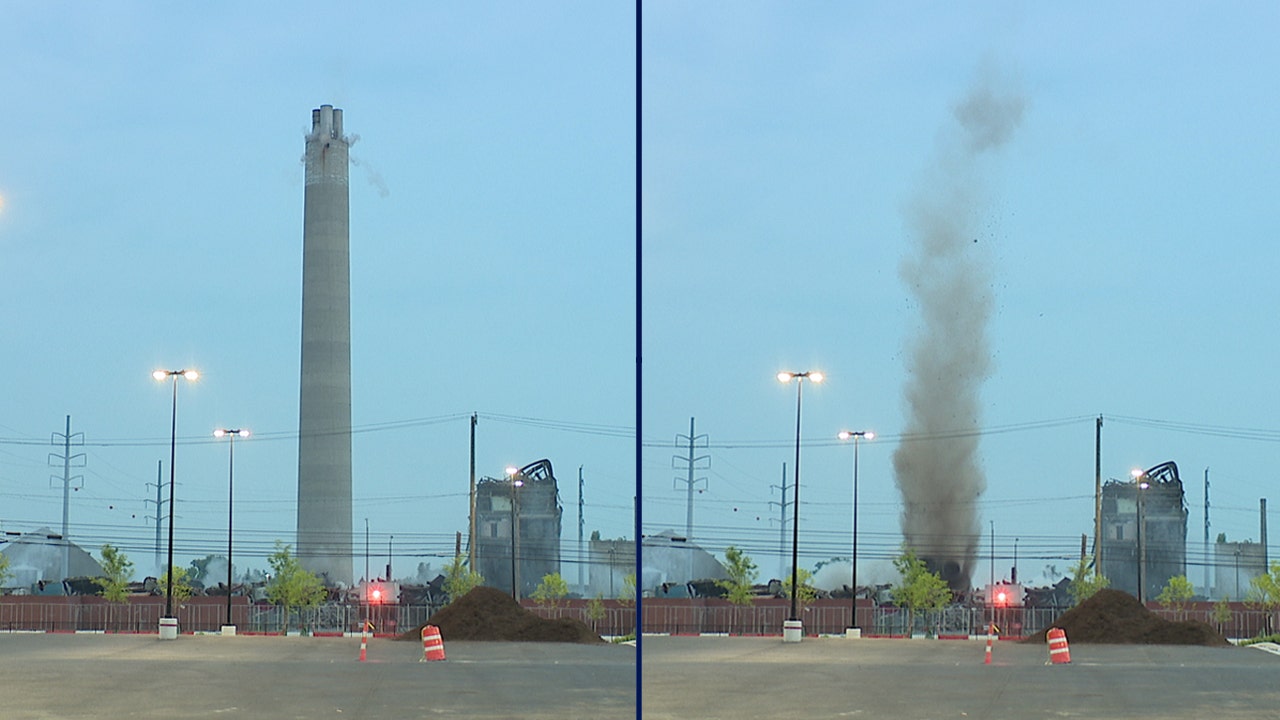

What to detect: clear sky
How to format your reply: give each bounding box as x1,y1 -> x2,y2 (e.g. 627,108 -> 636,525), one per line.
642,2 -> 1280,591
0,2 -> 636,583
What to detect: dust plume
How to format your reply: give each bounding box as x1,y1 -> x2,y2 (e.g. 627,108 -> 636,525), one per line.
893,66 -> 1023,591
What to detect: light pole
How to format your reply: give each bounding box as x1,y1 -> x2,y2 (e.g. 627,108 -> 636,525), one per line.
1132,468 -> 1149,603
153,368 -> 197,640
778,369 -> 822,641
1234,548 -> 1241,599
214,428 -> 246,631
506,466 -> 523,601
837,429 -> 873,631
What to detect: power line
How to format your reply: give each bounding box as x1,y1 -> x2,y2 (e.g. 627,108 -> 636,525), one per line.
642,415 -> 1096,449
0,410 -> 633,448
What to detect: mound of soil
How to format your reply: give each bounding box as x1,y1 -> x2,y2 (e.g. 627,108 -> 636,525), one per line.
398,586 -> 604,644
1025,589 -> 1229,646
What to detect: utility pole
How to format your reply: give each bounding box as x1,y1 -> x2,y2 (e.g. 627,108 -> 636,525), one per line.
1204,468 -> 1211,595
990,520 -> 995,588
1261,498 -> 1269,569
468,413 -> 477,568
577,466 -> 585,593
673,418 -> 709,582
770,462 -> 790,581
144,461 -> 166,573
1094,415 -> 1102,577
48,415 -> 85,582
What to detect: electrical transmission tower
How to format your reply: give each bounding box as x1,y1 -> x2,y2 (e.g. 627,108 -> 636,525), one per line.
144,460 -> 167,574
48,415 -> 85,582
672,418 -> 709,540
673,418 -> 709,583
770,462 -> 790,581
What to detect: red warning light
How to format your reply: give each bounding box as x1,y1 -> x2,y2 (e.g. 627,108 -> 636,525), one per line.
367,583 -> 384,604
986,582 -> 1022,608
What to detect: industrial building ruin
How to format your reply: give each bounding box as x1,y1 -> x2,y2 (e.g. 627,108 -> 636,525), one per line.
296,104 -> 354,586
1215,538 -> 1267,601
1101,461 -> 1188,601
474,459 -> 563,598
594,532 -> 639,598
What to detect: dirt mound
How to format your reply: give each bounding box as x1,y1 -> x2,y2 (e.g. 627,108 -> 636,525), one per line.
1025,589 -> 1229,646
398,586 -> 604,644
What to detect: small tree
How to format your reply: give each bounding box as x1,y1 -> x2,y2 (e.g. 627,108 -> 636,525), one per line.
1067,555 -> 1110,606
1246,560 -> 1280,637
158,565 -> 194,605
890,547 -> 952,636
782,567 -> 819,610
1212,597 -> 1233,637
265,541 -> 328,632
95,544 -> 134,603
0,551 -> 13,587
716,546 -> 758,605
442,554 -> 483,603
618,572 -> 636,606
532,572 -> 569,608
716,546 -> 759,634
1157,574 -> 1195,616
586,594 -> 607,632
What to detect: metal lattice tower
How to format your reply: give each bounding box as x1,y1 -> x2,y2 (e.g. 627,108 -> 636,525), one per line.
770,462 -> 790,581
48,415 -> 84,581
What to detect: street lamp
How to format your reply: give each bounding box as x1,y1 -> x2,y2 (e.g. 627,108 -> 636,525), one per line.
506,466 -> 523,601
1132,468 -> 1149,604
214,428 -> 247,632
1013,538 -> 1019,583
778,370 -> 822,641
837,429 -> 873,631
153,368 -> 197,640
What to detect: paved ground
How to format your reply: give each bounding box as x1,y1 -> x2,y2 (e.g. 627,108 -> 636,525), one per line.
0,633 -> 635,719
641,636 -> 1280,720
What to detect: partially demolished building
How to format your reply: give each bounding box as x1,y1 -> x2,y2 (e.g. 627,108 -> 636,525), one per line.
474,459 -> 563,599
1100,461 -> 1188,601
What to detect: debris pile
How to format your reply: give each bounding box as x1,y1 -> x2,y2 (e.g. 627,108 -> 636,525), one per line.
399,586 -> 604,644
1026,589 -> 1229,646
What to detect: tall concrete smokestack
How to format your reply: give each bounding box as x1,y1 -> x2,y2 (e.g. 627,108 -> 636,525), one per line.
297,104 -> 353,586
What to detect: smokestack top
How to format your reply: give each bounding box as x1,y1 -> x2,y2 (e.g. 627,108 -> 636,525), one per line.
310,104 -> 344,140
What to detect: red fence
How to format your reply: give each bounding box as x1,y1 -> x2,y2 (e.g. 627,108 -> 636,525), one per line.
639,597 -> 1278,639
0,595 -> 637,637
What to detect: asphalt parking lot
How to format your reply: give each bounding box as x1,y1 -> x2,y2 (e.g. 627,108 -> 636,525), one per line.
641,636 -> 1280,720
0,633 -> 635,719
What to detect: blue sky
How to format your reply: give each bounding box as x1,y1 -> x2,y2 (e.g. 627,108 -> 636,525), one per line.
0,2 -> 636,582
641,2 -> 1280,590
5,2 -> 1278,597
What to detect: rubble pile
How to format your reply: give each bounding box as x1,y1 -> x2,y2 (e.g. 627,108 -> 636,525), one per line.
1027,589 -> 1229,646
400,586 -> 604,644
